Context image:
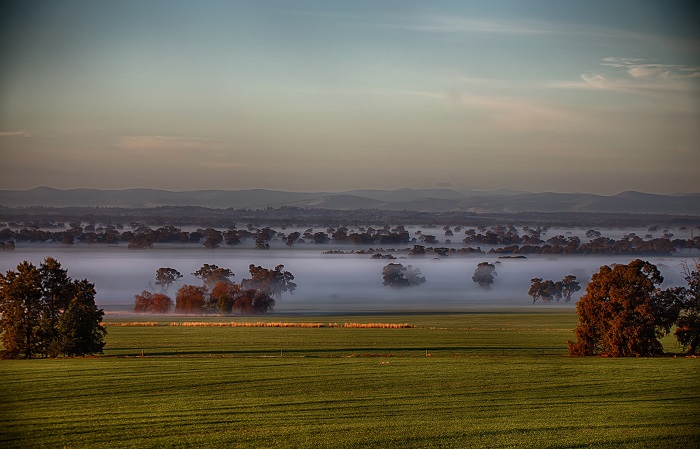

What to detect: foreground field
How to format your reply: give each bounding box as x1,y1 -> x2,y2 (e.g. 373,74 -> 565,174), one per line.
1,312 -> 699,448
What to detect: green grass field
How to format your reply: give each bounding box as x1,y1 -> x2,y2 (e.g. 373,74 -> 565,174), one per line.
1,311 -> 699,448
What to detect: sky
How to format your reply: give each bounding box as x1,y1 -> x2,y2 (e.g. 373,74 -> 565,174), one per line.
1,0 -> 699,195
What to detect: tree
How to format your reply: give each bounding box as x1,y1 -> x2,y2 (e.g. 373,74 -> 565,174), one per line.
528,278 -> 555,303
232,288 -> 275,314
568,259 -> 675,357
472,262 -> 497,289
57,280 -> 106,356
674,260 -> 700,354
0,259 -> 106,358
560,275 -> 581,302
528,275 -> 580,304
210,281 -> 240,315
151,293 -> 173,313
285,231 -> 301,247
155,268 -> 182,293
202,229 -> 223,249
38,257 -> 75,356
175,284 -> 206,313
0,262 -> 43,358
192,264 -> 235,291
242,264 -> 296,299
133,291 -> 153,312
134,291 -> 172,313
382,263 -> 426,288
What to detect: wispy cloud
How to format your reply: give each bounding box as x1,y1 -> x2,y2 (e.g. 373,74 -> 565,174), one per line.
399,15 -> 554,36
0,131 -> 31,138
552,57 -> 700,96
602,57 -> 700,81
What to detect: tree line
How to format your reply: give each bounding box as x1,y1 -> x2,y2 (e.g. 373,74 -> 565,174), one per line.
2,222 -> 697,256
0,258 -> 106,359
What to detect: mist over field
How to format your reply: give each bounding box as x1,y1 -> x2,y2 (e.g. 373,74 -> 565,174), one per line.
0,246 -> 692,314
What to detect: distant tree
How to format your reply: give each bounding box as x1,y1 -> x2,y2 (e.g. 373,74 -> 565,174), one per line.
404,265 -> 427,287
409,245 -> 426,256
151,293 -> 173,313
128,234 -> 154,249
232,288 -> 275,314
255,228 -> 275,250
155,268 -> 183,293
210,281 -> 241,315
382,263 -> 426,288
382,263 -> 409,288
133,291 -> 172,313
560,275 -> 581,302
285,232 -> 301,247
201,229 -> 223,249
133,291 -> 154,312
242,264 -> 296,299
193,264 -> 235,291
528,278 -> 555,303
312,232 -> 329,244
472,262 -> 497,289
528,275 -> 580,304
175,284 -> 206,314
57,279 -> 106,356
568,259 -> 677,357
224,229 -> 242,246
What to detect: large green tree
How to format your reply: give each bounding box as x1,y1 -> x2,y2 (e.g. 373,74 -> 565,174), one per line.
57,280 -> 106,356
0,262 -> 43,358
568,259 -> 676,357
0,258 -> 106,358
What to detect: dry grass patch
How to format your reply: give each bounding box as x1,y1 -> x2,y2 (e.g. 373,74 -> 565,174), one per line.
166,321 -> 414,328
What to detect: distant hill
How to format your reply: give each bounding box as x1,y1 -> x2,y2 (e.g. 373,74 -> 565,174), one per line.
1,187 -> 698,215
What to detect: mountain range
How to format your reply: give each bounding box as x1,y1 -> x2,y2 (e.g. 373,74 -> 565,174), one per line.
1,187 -> 698,215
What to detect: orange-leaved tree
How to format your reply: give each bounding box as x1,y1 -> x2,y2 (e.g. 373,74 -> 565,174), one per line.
175,284 -> 206,314
568,259 -> 677,357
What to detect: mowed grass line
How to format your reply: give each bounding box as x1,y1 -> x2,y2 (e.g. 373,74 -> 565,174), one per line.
1,312 -> 698,448
102,312 -> 579,357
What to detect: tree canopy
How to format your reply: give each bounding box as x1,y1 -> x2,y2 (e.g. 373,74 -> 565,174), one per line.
242,264 -> 296,299
528,275 -> 580,303
155,268 -> 182,293
382,263 -> 426,288
192,264 -> 235,291
568,259 -> 677,357
472,262 -> 497,289
0,258 -> 106,358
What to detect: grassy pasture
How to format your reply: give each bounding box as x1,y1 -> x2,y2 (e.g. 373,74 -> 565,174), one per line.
1,311 -> 698,448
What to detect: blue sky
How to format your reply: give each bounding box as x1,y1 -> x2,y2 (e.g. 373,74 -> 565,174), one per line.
1,1 -> 698,194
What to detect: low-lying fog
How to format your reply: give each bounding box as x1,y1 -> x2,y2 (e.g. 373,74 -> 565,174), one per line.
1,247 -> 693,314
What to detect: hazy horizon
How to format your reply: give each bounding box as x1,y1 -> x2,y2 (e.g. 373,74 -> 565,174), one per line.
1,1 -> 699,195
4,185 -> 700,197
